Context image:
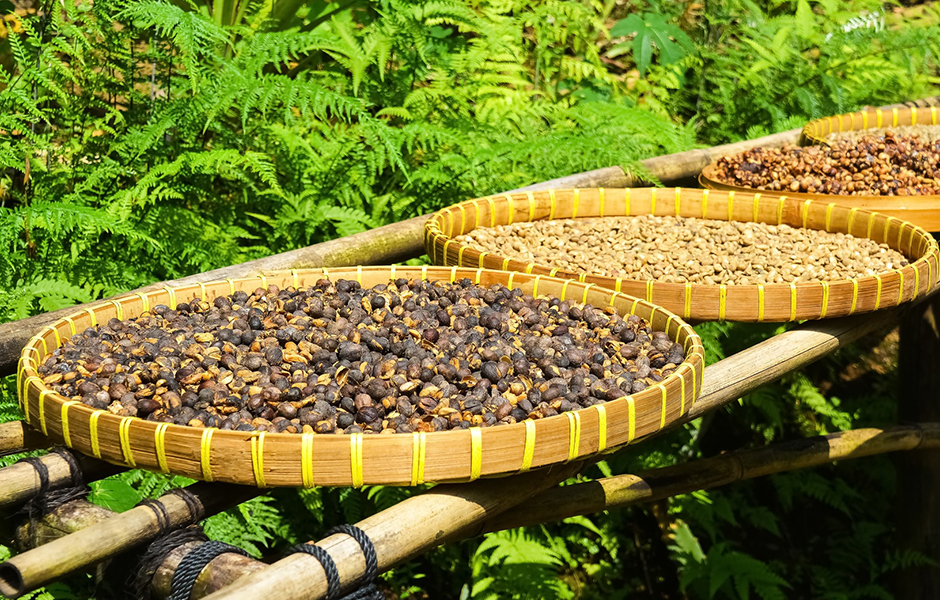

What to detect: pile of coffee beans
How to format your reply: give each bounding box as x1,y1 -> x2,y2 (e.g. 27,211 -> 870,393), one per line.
37,279 -> 685,435
712,132 -> 940,196
456,216 -> 909,285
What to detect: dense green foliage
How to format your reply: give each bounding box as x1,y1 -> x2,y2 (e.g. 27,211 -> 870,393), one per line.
1,0 -> 939,598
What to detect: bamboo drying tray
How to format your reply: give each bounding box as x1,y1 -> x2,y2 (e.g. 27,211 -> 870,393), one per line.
16,267 -> 704,488
699,105 -> 940,231
424,188 -> 940,322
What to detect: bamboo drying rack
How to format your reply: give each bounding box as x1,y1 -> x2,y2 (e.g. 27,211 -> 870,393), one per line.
16,266 -> 704,488
424,188 -> 940,322
698,105 -> 940,231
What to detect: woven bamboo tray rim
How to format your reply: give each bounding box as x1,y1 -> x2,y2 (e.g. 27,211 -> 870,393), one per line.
424,187 -> 940,323
699,164 -> 940,233
802,105 -> 940,146
17,267 -> 704,488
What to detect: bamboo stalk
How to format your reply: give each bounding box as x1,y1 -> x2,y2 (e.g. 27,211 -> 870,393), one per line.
0,482 -> 259,598
197,299 -> 911,600
1,94 -> 932,377
481,424 -> 940,532
0,421 -> 48,456
15,499 -> 114,550
0,452 -> 119,511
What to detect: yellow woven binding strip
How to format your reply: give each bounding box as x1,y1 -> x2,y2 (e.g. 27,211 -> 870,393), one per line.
195,282 -> 207,302
226,278 -> 236,295
65,317 -> 76,336
874,274 -> 883,310
200,428 -> 215,482
897,269 -> 905,305
525,263 -> 535,275
914,265 -> 920,300
630,298 -> 641,316
474,269 -> 483,284
679,373 -> 687,415
933,107 -> 938,125
322,267 -> 331,280
615,277 -> 623,293
31,336 -> 48,360
356,265 -> 363,284
520,420 -> 536,472
825,203 -> 835,231
674,187 -> 681,216
572,189 -> 580,219
549,190 -> 557,220
507,271 -> 516,290
777,197 -> 786,225
847,208 -> 858,234
84,308 -> 97,327
578,272 -> 587,283
119,417 -> 136,467
136,292 -> 150,313
665,316 -> 676,338
718,285 -> 727,320
110,300 -> 124,321
486,196 -> 497,228
350,432 -> 364,487
801,200 -> 811,228
60,401 -> 79,447
790,282 -> 797,321
850,280 -> 859,315
390,265 -> 397,279
658,383 -> 667,429
625,188 -> 631,215
581,283 -> 595,305
51,326 -> 61,349
411,431 -> 427,486
752,194 -> 760,223
757,285 -> 765,322
911,107 -> 918,125
863,111 -> 869,128
251,431 -> 266,487
646,280 -> 653,303
684,283 -> 692,319
505,194 -> 515,225
527,192 -> 535,222
727,191 -> 734,221
595,404 -> 607,453
689,361 -> 698,407
421,265 -> 428,281
701,189 -> 709,219
819,282 -> 830,319
502,257 -> 511,273
154,423 -> 170,473
292,269 -> 300,289
532,275 -> 541,298
22,376 -> 41,425
929,258 -> 934,293
565,411 -> 581,462
301,431 -> 315,488
458,203 -> 467,234
599,188 -> 606,217
163,286 -> 177,310
867,212 -> 877,241
893,107 -> 899,126
650,188 -> 657,214
478,251 -> 488,269
450,266 -> 459,284
89,411 -> 103,459
627,396 -> 636,443
38,389 -> 54,436
469,427 -> 482,481
560,280 -> 572,301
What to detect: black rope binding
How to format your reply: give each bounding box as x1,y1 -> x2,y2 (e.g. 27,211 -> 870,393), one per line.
167,539 -> 249,600
20,447 -> 88,519
127,526 -> 208,600
288,525 -> 383,600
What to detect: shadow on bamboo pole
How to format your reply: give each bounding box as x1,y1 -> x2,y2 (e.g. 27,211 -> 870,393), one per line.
0,481 -> 261,598
2,94 -> 935,377
482,424 -> 940,533
196,300 -> 915,600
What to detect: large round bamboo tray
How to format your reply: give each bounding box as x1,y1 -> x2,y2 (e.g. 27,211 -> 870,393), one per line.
17,267 -> 704,488
698,165 -> 940,232
424,188 -> 940,322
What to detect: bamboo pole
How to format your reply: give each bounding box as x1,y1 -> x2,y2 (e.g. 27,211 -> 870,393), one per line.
482,424 -> 940,532
15,499 -> 114,550
0,452 -> 119,511
0,421 -> 47,456
2,95 -> 934,377
0,482 -> 260,598
197,299 -> 913,600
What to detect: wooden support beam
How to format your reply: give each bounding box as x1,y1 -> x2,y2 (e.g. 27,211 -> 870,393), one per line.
482,424 -> 940,532
0,452 -> 119,512
0,482 -> 260,598
0,422 -> 48,456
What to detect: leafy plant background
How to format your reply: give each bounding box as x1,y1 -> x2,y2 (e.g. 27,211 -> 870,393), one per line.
0,0 -> 939,597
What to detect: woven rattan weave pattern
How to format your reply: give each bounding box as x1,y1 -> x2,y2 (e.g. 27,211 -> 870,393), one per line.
17,267 -> 704,487
424,188 -> 940,322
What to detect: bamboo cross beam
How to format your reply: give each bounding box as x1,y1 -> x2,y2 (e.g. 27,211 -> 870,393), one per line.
482,423 -> 940,533
0,451 -> 120,511
0,421 -> 48,456
0,482 -> 261,598
197,300 -> 911,600
1,95 -> 934,377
